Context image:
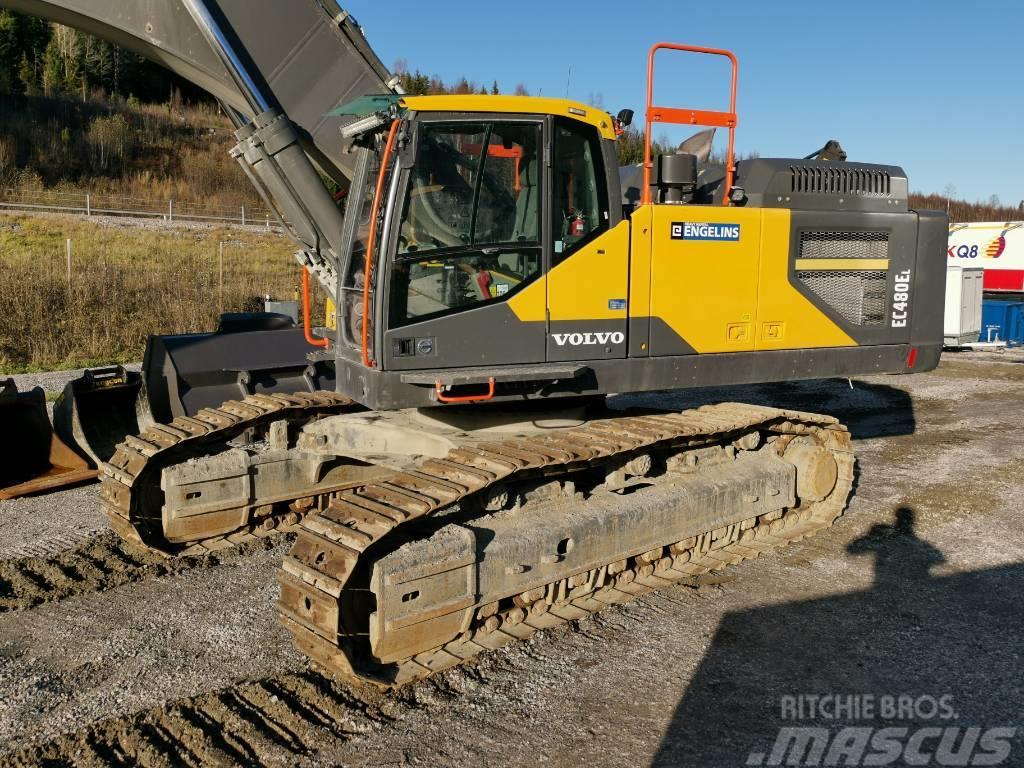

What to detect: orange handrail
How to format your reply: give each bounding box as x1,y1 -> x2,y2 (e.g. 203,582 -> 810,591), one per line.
435,377 -> 496,404
301,268 -> 329,348
642,43 -> 739,206
362,119 -> 401,368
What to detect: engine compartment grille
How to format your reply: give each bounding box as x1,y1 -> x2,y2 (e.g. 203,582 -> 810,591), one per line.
799,230 -> 889,259
790,166 -> 891,196
796,270 -> 887,326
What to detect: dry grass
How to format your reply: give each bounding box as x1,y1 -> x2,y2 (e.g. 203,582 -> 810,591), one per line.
0,212 -> 326,373
0,94 -> 268,212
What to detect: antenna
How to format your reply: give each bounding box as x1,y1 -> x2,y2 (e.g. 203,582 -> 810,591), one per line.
565,65 -> 572,98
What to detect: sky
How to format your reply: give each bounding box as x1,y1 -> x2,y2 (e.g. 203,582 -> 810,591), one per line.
344,0 -> 1022,205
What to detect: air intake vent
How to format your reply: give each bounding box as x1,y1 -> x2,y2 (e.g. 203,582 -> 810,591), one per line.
799,231 -> 889,260
797,270 -> 887,326
790,166 -> 891,196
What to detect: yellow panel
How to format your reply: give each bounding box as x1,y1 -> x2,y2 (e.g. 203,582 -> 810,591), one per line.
325,297 -> 337,331
506,273 -> 547,323
756,210 -> 856,350
629,205 -> 653,325
649,205 -> 762,353
547,222 -> 630,321
400,95 -> 617,140
794,258 -> 890,270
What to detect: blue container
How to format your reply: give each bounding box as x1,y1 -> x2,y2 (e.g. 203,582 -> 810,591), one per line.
981,299 -> 1024,345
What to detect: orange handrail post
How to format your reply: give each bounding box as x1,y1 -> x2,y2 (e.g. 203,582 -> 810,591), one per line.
361,119 -> 401,369
642,43 -> 739,207
301,268 -> 329,348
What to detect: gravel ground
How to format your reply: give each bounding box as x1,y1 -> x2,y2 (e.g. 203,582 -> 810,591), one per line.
0,352 -> 1022,767
2,364 -> 141,398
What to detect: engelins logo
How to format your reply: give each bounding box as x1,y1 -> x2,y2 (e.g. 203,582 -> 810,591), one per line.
671,222 -> 741,241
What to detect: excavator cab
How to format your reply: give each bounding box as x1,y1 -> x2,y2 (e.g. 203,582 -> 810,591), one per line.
329,98 -> 632,405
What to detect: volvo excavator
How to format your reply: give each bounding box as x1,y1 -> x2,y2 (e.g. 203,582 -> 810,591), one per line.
1,1 -> 946,687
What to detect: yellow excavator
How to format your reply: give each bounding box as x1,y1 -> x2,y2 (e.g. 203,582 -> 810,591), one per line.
1,1 -> 945,687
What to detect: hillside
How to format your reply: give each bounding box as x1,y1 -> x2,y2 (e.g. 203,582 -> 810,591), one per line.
1,11 -> 1019,222
0,93 -> 263,212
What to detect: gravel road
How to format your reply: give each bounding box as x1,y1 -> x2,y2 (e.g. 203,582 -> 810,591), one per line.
0,352 -> 1021,767
2,364 -> 141,398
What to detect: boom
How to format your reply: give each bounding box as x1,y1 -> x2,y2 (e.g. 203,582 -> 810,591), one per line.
0,0 -> 400,298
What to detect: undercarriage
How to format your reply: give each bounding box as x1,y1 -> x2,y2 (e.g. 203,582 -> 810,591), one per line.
97,394 -> 852,686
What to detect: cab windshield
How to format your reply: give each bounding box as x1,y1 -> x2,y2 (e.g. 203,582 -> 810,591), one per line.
397,122 -> 540,255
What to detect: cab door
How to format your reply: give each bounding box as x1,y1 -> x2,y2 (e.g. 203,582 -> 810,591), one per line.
545,118 -> 629,362
382,119 -> 547,370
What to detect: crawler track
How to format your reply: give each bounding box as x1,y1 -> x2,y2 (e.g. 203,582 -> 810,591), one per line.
278,402 -> 855,687
99,392 -> 355,557
1,670 -> 392,768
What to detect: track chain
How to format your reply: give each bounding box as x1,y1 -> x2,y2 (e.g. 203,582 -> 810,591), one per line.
98,391 -> 354,557
277,402 -> 854,686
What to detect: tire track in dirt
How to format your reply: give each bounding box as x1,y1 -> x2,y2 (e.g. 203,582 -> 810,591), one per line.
0,531 -> 283,613
0,669 -> 401,767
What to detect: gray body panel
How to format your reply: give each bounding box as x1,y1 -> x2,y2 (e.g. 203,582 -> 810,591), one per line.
336,342 -> 936,411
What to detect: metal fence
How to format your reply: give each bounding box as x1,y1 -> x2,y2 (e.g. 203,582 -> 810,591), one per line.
0,187 -> 277,228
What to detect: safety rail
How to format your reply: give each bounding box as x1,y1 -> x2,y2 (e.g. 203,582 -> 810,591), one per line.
0,188 -> 277,228
642,42 -> 739,206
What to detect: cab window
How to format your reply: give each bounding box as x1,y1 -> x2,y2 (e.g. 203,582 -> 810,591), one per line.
390,121 -> 542,327
397,122 -> 540,253
552,118 -> 608,264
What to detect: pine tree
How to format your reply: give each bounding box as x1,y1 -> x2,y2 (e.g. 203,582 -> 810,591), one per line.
41,36 -> 63,95
491,80 -> 499,95
17,52 -> 35,93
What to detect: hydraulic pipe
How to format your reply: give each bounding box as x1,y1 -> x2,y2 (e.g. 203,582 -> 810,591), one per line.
302,269 -> 329,348
180,0 -> 269,116
361,119 -> 400,369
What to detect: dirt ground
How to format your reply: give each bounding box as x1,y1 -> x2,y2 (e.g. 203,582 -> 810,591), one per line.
1,351 -> 1022,767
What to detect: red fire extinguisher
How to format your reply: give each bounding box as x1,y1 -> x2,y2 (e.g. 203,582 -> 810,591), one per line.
569,210 -> 586,236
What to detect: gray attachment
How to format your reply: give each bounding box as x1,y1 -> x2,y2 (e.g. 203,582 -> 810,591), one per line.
53,366 -> 152,468
677,128 -> 716,164
143,318 -> 336,423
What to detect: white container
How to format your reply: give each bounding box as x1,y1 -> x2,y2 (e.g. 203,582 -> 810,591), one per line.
944,266 -> 984,346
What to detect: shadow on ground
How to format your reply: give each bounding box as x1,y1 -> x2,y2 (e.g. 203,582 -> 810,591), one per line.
614,378 -> 917,441
652,508 -> 1023,767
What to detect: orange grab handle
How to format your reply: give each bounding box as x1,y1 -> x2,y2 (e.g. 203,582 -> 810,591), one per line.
642,42 -> 739,207
435,377 -> 496,404
362,119 -> 401,368
301,268 -> 328,348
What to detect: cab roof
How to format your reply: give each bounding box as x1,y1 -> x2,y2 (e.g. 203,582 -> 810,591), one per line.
399,95 -> 617,140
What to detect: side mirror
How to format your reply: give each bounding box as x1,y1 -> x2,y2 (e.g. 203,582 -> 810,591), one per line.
616,109 -> 634,127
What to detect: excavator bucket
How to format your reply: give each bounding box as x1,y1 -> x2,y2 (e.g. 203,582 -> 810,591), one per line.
0,379 -> 97,500
48,316 -> 334,471
52,366 -> 149,468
